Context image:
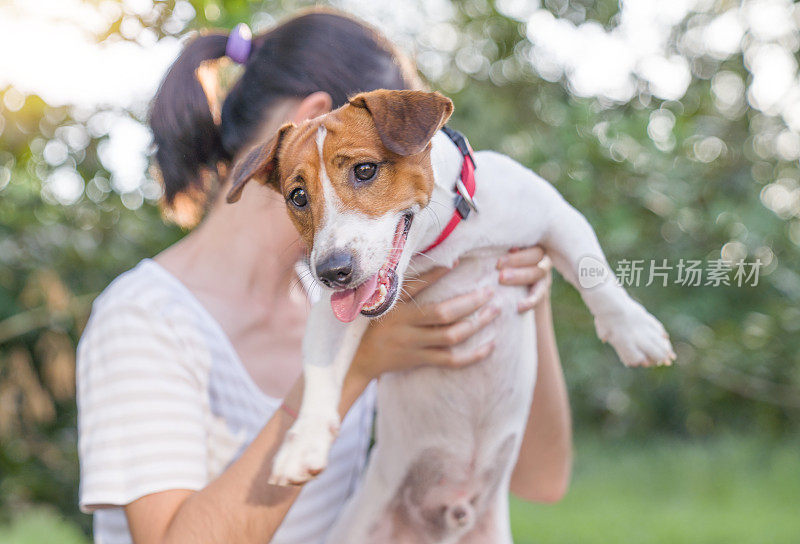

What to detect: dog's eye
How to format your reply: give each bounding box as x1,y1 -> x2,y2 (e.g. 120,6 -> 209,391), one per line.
353,162 -> 378,182
288,187 -> 308,208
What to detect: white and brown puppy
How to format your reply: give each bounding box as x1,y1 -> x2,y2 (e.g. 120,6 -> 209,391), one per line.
227,89 -> 674,543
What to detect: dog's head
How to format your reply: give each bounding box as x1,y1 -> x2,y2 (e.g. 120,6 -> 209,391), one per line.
227,89 -> 453,322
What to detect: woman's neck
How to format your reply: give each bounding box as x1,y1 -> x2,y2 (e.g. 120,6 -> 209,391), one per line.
156,184 -> 306,306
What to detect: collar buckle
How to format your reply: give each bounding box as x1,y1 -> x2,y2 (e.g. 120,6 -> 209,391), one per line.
421,126 -> 478,254
455,176 -> 478,216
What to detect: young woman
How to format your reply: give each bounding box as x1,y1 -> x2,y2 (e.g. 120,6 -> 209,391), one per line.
77,9 -> 571,544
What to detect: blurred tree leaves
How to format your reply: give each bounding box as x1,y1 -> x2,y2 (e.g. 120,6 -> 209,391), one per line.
0,0 -> 799,531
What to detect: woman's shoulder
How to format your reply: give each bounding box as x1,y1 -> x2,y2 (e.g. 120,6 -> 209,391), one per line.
90,259 -> 186,318
80,259 -> 201,352
77,259 -> 205,380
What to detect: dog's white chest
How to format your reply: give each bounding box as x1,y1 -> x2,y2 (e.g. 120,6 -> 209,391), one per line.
381,248 -> 538,441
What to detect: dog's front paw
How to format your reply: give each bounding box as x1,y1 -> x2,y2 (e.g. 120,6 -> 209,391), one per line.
269,414 -> 341,486
595,301 -> 676,367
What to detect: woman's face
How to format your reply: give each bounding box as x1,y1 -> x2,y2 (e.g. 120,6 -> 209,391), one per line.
216,95 -> 331,259
271,201 -> 309,259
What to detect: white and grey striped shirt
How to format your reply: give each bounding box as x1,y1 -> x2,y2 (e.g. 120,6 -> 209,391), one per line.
77,259 -> 375,544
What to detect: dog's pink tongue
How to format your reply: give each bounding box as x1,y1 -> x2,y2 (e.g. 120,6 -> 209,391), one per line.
330,274 -> 379,323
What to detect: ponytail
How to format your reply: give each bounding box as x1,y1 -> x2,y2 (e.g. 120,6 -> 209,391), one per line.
149,33 -> 229,211
150,9 -> 420,225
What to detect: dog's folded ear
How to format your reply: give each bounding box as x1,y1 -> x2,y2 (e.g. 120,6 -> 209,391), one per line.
226,123 -> 293,203
348,90 -> 454,156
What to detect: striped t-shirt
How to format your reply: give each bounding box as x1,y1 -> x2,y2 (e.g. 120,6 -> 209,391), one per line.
77,259 -> 376,544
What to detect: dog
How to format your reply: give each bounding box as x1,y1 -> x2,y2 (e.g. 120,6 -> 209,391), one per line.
226,89 -> 675,543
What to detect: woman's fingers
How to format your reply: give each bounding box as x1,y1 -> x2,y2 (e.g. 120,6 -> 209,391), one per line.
419,303 -> 500,347
418,286 -> 494,325
516,255 -> 553,312
496,246 -> 545,269
499,264 -> 548,286
421,340 -> 496,369
497,248 -> 551,287
517,271 -> 552,312
400,263 -> 458,301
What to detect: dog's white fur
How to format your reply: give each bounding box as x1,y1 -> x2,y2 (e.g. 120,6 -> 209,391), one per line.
310,126 -> 404,285
270,131 -> 673,543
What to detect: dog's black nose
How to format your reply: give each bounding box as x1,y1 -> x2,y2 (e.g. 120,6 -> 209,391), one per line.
317,251 -> 356,288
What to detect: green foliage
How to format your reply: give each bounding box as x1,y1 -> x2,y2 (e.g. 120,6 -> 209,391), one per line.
439,0 -> 800,439
0,94 -> 181,532
0,0 -> 798,536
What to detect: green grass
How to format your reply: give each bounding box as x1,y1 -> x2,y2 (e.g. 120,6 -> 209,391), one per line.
0,509 -> 88,544
510,435 -> 800,544
2,435 -> 798,544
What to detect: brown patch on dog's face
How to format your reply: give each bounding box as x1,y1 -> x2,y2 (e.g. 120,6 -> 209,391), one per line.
228,90 -> 452,317
229,90 -> 451,248
283,111 -> 434,249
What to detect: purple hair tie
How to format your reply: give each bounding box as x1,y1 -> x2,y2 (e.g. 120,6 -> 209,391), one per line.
226,23 -> 252,64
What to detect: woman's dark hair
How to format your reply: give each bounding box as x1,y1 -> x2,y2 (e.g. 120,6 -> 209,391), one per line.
149,9 -> 420,224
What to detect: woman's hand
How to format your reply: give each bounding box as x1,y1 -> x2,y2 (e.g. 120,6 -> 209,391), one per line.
351,264 -> 501,381
496,246 -> 553,313
351,246 -> 553,382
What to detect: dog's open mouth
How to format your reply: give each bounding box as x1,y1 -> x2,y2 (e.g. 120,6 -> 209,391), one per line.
330,213 -> 413,323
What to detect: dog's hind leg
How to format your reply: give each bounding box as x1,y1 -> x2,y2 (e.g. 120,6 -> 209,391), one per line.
456,436 -> 515,544
325,452 -> 401,544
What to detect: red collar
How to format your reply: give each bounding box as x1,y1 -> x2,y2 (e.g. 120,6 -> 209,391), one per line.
421,127 -> 477,254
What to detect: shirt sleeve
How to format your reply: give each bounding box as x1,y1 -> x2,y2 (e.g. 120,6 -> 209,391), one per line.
77,300 -> 207,513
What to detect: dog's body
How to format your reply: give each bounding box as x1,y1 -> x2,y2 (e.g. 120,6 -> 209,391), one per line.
324,135 -> 542,543
227,90 -> 674,543
330,262 -> 532,543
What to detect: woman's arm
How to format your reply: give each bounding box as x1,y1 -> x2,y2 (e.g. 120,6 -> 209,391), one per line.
509,294 -> 572,502
497,247 -> 573,503
124,267 -> 500,544
125,367 -> 369,544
